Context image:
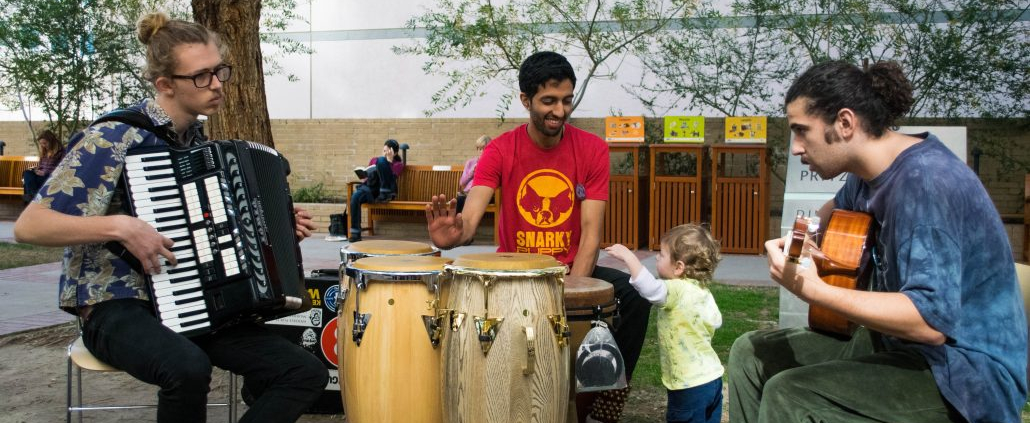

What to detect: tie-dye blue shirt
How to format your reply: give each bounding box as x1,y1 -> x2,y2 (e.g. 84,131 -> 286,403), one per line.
834,133 -> 1027,423
36,99 -> 205,315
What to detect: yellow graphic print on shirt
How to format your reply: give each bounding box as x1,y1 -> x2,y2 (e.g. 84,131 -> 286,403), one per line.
515,169 -> 575,256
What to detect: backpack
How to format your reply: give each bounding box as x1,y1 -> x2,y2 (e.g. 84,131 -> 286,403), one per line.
63,108 -> 176,155
72,108 -> 176,272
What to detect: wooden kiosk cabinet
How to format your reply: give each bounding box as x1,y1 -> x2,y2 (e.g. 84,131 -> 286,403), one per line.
710,144 -> 768,254
647,144 -> 705,250
603,143 -> 647,248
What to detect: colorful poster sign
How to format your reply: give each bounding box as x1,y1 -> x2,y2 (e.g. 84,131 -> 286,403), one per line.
663,116 -> 704,143
605,116 -> 645,143
724,116 -> 767,143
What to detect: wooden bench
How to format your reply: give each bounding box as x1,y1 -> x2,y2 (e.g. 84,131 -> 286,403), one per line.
346,164 -> 499,243
0,156 -> 39,198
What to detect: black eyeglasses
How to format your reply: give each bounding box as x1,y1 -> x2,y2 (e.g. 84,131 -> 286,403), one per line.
170,65 -> 232,88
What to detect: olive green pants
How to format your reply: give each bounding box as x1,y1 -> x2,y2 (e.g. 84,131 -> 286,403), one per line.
727,327 -> 964,423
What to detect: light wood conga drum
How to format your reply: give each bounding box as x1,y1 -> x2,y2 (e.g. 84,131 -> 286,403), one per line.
339,255 -> 453,423
340,239 -> 440,263
335,239 -> 441,418
442,253 -> 570,423
563,275 -> 618,423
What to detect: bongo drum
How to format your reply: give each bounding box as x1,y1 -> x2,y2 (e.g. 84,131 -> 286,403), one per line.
442,253 -> 570,423
339,255 -> 453,423
563,275 -> 618,423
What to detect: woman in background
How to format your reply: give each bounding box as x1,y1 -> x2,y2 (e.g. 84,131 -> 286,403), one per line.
22,129 -> 65,203
456,135 -> 490,213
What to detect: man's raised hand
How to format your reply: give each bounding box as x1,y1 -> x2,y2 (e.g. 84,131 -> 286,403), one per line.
425,193 -> 463,249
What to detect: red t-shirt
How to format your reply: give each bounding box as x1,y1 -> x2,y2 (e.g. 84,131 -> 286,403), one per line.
474,123 -> 609,265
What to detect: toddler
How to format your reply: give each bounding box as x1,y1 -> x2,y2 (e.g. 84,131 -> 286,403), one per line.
604,224 -> 723,423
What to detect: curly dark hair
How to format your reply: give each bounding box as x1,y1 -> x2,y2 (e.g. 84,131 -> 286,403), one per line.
785,60 -> 914,138
661,224 -> 721,285
518,51 -> 576,100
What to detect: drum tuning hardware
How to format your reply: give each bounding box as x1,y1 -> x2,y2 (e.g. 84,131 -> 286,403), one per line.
612,298 -> 622,332
422,314 -> 444,348
450,311 -> 466,331
352,311 -> 371,345
474,315 -> 504,354
548,314 -> 570,348
523,326 -> 536,375
338,285 -> 349,305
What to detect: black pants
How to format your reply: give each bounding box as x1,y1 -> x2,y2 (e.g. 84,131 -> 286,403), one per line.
590,265 -> 650,379
584,265 -> 651,422
82,299 -> 327,423
21,169 -> 45,203
349,157 -> 397,236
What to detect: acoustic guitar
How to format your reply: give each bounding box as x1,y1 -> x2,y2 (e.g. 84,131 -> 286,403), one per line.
786,209 -> 873,337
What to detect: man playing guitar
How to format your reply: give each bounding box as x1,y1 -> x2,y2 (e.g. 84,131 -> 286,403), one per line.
727,60 -> 1027,423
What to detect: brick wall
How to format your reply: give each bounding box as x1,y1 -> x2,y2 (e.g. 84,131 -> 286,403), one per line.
271,117 -> 529,201
0,122 -> 42,157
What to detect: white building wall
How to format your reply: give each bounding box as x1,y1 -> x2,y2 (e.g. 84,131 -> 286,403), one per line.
0,0 -> 663,121
264,0 -> 656,119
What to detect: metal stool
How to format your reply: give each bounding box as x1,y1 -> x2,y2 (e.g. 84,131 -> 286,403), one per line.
66,336 -> 238,422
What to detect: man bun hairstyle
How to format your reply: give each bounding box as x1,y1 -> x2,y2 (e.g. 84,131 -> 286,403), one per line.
137,12 -> 224,82
866,61 -> 915,127
518,51 -> 577,100
785,60 -> 914,138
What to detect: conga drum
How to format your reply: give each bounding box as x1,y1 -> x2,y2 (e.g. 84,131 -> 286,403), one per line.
336,239 -> 441,418
563,275 -> 618,423
442,253 -> 570,423
339,255 -> 453,423
340,239 -> 440,263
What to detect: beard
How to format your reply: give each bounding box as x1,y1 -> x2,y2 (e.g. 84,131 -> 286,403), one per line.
824,126 -> 842,144
809,127 -> 845,179
530,110 -> 564,137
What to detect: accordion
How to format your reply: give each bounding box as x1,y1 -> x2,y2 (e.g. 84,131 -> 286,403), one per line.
117,139 -> 311,337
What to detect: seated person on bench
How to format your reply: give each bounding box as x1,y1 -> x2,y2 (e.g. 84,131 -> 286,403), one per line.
348,139 -> 404,242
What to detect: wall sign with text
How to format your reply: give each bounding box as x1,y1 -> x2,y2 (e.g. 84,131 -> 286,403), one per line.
725,116 -> 767,143
663,116 -> 705,143
605,116 -> 645,143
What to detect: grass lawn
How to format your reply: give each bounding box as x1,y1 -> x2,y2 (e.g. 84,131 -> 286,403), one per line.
621,282 -> 779,422
0,242 -> 63,270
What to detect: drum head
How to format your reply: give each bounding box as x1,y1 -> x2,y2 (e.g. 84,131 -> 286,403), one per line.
345,240 -> 438,256
451,253 -> 562,271
564,276 -> 614,309
350,255 -> 453,272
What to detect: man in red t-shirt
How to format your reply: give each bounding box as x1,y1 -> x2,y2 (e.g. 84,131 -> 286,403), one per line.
426,51 -> 651,423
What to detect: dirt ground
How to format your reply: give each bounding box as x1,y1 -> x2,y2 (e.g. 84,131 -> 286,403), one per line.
0,323 -> 668,423
0,322 -> 347,423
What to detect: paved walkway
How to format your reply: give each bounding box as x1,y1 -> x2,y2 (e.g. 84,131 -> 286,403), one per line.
0,220 -> 773,336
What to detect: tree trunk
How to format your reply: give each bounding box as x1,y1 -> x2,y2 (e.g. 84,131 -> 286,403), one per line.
191,0 -> 274,148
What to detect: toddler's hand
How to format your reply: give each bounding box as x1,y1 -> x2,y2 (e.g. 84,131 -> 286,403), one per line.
604,244 -> 634,263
